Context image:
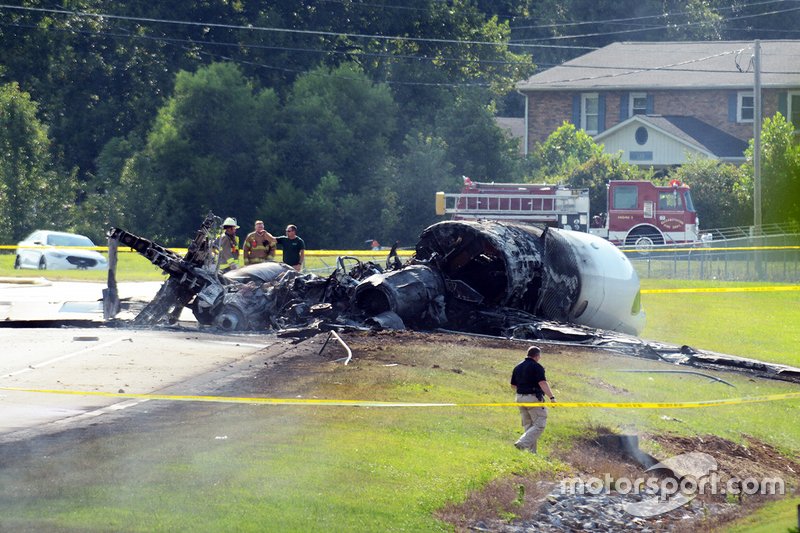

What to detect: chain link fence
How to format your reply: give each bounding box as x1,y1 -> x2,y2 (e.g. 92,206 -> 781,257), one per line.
623,225 -> 800,282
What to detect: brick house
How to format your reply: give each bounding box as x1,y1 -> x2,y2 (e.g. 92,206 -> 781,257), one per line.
516,41 -> 800,168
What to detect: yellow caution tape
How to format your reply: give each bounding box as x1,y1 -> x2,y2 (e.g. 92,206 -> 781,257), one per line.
642,286 -> 800,294
0,245 -> 415,256
2,387 -> 799,409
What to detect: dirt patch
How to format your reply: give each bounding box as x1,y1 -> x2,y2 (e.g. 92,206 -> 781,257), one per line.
649,433 -> 800,491
439,428 -> 799,532
436,475 -> 553,529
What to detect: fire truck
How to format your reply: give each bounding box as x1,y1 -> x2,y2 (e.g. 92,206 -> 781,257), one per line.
435,178 -> 699,247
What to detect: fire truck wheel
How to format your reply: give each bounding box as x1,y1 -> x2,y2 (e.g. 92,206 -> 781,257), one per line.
634,235 -> 655,252
625,229 -> 663,252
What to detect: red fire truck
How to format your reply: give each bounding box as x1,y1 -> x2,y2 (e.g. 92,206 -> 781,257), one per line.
435,178 -> 699,247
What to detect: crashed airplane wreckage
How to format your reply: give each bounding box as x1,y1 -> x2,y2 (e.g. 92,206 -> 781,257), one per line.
107,213 -> 645,339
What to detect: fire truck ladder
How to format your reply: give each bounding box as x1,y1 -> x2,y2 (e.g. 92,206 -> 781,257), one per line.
435,189 -> 589,224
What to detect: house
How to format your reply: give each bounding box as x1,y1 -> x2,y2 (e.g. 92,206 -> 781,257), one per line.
494,116 -> 526,155
516,41 -> 800,168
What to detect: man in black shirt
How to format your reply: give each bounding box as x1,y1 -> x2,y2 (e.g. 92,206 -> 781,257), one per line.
510,345 -> 556,454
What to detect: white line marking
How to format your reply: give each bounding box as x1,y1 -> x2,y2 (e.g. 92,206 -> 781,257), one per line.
4,337 -> 126,378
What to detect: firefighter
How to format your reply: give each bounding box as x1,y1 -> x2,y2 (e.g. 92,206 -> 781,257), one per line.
243,220 -> 277,265
217,217 -> 240,273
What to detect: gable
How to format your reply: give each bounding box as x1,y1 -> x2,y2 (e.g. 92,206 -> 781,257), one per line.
594,115 -> 748,167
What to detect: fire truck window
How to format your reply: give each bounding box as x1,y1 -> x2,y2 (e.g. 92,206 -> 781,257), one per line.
658,192 -> 682,210
684,191 -> 695,212
613,186 -> 638,209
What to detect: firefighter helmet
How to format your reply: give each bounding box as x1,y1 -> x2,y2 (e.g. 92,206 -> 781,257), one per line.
222,217 -> 239,228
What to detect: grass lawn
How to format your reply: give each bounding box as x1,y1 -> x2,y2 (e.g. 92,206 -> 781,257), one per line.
640,279 -> 800,367
1,251 -> 799,530
0,250 -> 390,281
1,339 -> 798,531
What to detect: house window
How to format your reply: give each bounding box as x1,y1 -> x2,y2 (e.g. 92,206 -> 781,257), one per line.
630,93 -> 648,116
581,93 -> 599,134
634,126 -> 648,145
790,91 -> 800,130
738,92 -> 754,123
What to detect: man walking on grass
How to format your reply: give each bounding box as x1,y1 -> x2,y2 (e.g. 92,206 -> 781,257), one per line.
510,345 -> 556,454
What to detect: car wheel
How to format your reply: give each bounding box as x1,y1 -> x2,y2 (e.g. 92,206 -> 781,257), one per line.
38,256 -> 47,270
14,255 -> 21,269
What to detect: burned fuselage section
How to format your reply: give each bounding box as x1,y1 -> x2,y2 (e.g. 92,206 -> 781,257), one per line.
413,221 -> 644,335
107,216 -> 644,337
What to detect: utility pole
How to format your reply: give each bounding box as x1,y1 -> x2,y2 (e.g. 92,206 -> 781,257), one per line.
753,40 -> 762,231
753,40 -> 764,278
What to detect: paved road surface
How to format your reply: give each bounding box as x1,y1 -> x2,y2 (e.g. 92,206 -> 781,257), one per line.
0,279 -> 275,442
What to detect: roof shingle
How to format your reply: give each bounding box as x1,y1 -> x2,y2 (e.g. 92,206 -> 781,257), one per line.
517,41 -> 800,91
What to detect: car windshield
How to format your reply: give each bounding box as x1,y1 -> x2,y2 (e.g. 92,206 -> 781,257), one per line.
46,234 -> 95,247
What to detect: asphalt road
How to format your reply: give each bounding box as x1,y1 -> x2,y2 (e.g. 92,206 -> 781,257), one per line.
0,279 -> 276,443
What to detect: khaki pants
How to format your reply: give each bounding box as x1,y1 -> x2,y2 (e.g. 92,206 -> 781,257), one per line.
515,393 -> 548,453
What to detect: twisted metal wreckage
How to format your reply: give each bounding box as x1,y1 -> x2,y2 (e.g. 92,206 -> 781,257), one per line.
107,213 -> 800,383
107,213 -> 644,337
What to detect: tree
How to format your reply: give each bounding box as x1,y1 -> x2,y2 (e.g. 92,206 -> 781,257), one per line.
278,62 -> 397,194
528,122 -> 603,180
743,113 -> 800,226
434,90 -> 524,181
120,62 -> 280,241
0,82 -> 75,242
527,122 -> 645,216
382,132 -> 458,244
669,157 -> 750,229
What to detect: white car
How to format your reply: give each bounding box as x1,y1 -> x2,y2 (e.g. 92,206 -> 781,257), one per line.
14,230 -> 108,271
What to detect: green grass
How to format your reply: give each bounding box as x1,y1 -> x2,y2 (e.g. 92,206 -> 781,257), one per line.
640,279 -> 800,367
0,250 -> 387,281
723,497 -> 800,533
1,341 -> 798,531
2,250 -> 799,530
0,250 -> 168,281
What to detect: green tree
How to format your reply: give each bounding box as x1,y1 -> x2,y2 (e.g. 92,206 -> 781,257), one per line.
0,82 -> 75,242
526,122 -> 645,216
383,132 -> 458,244
120,62 -> 280,241
278,62 -> 397,194
434,90 -> 524,181
669,157 -> 750,229
528,122 -> 603,180
743,113 -> 800,226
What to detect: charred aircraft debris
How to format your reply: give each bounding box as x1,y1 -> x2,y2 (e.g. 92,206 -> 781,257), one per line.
107,213 -> 644,339
103,213 -> 800,384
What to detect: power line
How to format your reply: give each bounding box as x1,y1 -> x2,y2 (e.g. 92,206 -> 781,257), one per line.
0,4 -> 594,51
510,0 -> 793,30
512,5 -> 800,43
2,4 -> 797,86
2,18 -> 796,80
0,20 -> 498,88
0,20 -> 536,67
